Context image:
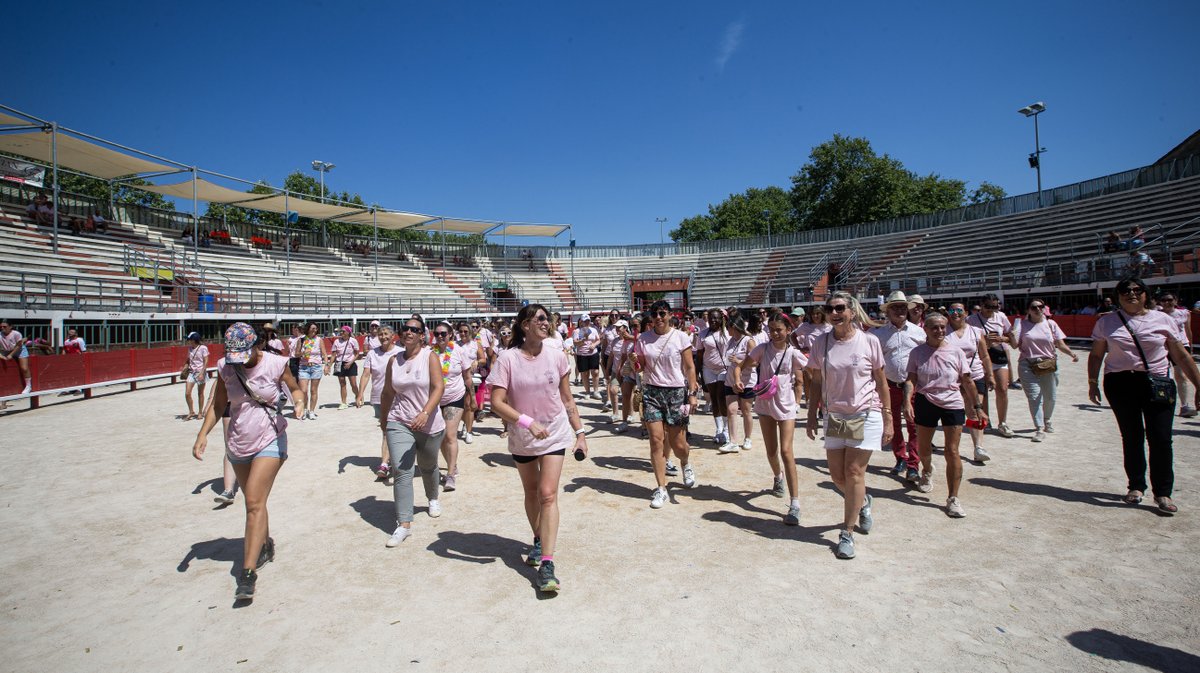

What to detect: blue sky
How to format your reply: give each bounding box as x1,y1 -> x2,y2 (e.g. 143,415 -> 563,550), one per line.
7,1 -> 1198,245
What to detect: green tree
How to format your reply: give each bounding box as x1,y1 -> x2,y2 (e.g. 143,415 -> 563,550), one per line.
967,181 -> 1007,204
790,134 -> 969,231
671,185 -> 794,242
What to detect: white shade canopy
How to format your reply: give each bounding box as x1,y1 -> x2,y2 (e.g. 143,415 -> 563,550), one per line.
0,113 -> 176,179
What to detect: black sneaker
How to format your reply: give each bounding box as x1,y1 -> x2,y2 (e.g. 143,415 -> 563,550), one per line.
256,537 -> 275,569
904,468 -> 920,484
525,538 -> 542,567
537,560 -> 560,593
235,569 -> 257,600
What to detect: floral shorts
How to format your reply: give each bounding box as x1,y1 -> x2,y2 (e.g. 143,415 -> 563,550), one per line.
642,384 -> 688,427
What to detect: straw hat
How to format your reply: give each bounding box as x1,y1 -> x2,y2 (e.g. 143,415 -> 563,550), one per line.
909,294 -> 928,308
883,291 -> 914,309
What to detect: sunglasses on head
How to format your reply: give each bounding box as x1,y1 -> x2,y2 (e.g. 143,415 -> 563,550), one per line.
399,325 -> 423,334
824,304 -> 848,313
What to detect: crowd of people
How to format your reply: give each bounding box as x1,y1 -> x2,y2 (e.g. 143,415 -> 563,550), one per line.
176,277 -> 1200,604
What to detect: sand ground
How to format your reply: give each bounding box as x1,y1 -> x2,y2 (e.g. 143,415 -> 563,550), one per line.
1,354 -> 1198,673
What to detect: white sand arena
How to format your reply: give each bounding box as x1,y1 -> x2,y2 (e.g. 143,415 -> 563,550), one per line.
1,353 -> 1197,672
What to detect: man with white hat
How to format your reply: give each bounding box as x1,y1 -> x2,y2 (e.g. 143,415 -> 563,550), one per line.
869,291 -> 926,483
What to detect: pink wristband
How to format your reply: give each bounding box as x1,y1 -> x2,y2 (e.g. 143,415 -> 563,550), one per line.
517,414 -> 534,429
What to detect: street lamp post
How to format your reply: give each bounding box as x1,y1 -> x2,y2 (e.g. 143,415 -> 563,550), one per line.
311,160 -> 335,203
1017,102 -> 1046,207
656,217 -> 668,257
762,209 -> 771,247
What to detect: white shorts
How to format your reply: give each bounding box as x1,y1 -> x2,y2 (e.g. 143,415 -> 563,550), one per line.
702,368 -> 726,386
823,409 -> 886,451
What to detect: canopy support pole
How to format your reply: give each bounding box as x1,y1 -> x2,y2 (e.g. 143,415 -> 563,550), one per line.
372,209 -> 379,283
440,218 -> 446,273
50,122 -> 59,254
191,167 -> 199,267
568,225 -> 576,300
503,227 -> 508,279
107,178 -> 114,221
284,192 -> 291,277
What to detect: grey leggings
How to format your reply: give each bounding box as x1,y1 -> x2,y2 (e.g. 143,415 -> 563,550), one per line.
385,421 -> 443,524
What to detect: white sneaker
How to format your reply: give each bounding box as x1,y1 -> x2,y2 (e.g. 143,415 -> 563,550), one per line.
1032,431 -> 1046,443
650,487 -> 668,509
609,414 -> 618,424
946,497 -> 966,518
22,382 -> 32,394
741,438 -> 752,450
463,433 -> 473,445
427,500 -> 442,518
918,470 -> 934,494
1043,421 -> 1054,433
338,403 -> 348,410
717,442 -> 740,454
386,526 -> 411,547
682,465 -> 697,489
974,447 -> 991,463
997,423 -> 1013,438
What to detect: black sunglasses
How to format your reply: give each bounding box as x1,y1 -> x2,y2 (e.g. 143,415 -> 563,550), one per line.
434,330 -> 450,337
824,304 -> 848,313
399,325 -> 424,334
1118,287 -> 1145,295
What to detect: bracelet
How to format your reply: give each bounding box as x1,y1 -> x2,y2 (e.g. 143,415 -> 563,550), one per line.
574,428 -> 587,436
1088,378 -> 1098,384
882,409 -> 893,414
517,414 -> 534,429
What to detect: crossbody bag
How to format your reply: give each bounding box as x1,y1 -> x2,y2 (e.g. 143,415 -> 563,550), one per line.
1116,310 -> 1177,407
822,334 -> 865,440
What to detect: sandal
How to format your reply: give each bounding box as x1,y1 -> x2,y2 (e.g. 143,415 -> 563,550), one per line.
1156,497 -> 1179,514
1124,490 -> 1143,505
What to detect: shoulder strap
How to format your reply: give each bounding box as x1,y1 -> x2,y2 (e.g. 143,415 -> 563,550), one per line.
1116,310 -> 1153,372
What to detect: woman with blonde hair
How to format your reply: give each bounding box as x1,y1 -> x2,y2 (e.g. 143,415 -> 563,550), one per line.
805,292 -> 891,560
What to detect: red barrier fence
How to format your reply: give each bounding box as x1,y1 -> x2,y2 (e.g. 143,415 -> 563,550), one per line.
0,336 -> 365,406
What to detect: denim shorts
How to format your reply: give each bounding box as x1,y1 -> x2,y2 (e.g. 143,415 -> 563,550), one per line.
228,434 -> 288,464
16,345 -> 29,359
187,371 -> 205,384
298,363 -> 324,380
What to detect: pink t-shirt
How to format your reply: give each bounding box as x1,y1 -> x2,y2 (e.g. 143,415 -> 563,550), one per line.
365,335 -> 382,351
331,337 -> 360,364
724,335 -> 759,388
967,311 -> 1012,340
543,331 -> 565,351
0,329 -> 24,353
187,345 -> 210,374
636,328 -> 693,389
434,344 -> 472,404
1012,318 -> 1065,361
267,338 -> 285,354
945,324 -> 987,381
457,340 -> 480,368
792,322 -> 831,352
572,327 -> 600,356
487,346 -> 573,457
700,328 -> 730,373
749,342 -> 809,421
363,345 -> 401,404
1092,310 -> 1177,377
386,347 -> 446,434
603,327 -> 620,355
1164,307 -> 1191,345
610,337 -> 634,376
906,343 -> 969,409
805,329 -> 884,415
219,353 -> 289,458
298,336 -> 324,365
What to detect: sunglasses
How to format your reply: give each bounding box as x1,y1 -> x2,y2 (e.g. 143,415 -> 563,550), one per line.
399,325 -> 424,334
434,330 -> 450,337
1030,304 -> 1045,310
533,315 -> 550,323
653,310 -> 670,318
824,304 -> 848,313
1118,287 -> 1145,296
946,308 -> 965,314
500,331 -> 511,337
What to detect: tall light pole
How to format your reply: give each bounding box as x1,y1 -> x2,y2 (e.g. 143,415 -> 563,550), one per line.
1017,101 -> 1046,207
762,209 -> 771,247
656,217 -> 668,257
311,160 -> 335,203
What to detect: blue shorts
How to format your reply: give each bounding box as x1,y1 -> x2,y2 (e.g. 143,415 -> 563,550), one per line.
15,346 -> 28,359
298,364 -> 324,380
228,434 -> 288,464
187,371 -> 205,384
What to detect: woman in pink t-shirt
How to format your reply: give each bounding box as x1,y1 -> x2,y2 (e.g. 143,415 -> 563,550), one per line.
1156,291 -> 1196,418
697,309 -> 731,445
0,319 -> 32,402
181,332 -> 210,421
296,322 -> 329,421
356,326 -> 400,479
607,320 -> 637,431
735,314 -> 809,526
632,300 -> 701,509
1088,278 -> 1200,514
192,322 -> 305,602
945,302 -> 995,463
433,322 -> 473,492
902,313 -> 987,518
1008,298 -> 1078,441
805,292 -> 893,560
720,314 -> 758,454
488,304 -> 587,594
380,317 -> 446,548
331,326 -> 362,410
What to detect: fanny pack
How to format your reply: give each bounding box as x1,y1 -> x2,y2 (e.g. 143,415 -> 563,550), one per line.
1029,357 -> 1057,373
742,345 -> 790,400
826,413 -> 866,441
1117,310 -> 1177,407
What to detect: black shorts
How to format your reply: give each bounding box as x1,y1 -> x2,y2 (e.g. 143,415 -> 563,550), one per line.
441,395 -> 465,409
513,448 -> 566,464
576,353 -> 600,372
969,378 -> 988,407
333,362 -> 358,377
913,393 -> 965,428
222,402 -> 231,418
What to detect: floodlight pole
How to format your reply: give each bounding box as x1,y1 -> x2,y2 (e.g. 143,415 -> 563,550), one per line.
656,217 -> 667,258
372,208 -> 379,283
191,167 -> 199,267
568,224 -> 575,294
50,122 -> 59,254
1018,102 -> 1047,208
284,192 -> 290,276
